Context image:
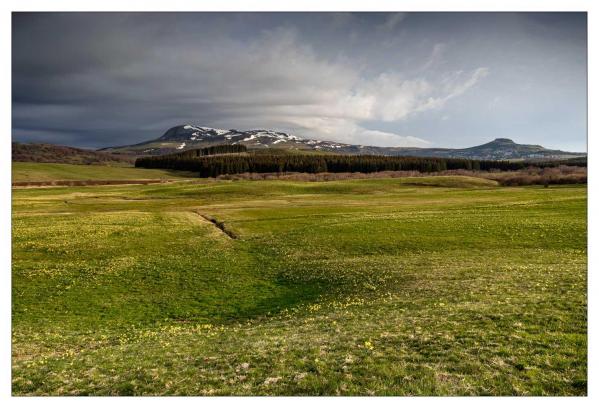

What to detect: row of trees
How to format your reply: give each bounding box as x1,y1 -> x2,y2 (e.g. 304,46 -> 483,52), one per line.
166,144 -> 247,159
136,148 -> 542,178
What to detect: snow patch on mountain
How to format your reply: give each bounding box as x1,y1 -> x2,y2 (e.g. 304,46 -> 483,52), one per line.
183,125 -> 201,131
199,127 -> 229,135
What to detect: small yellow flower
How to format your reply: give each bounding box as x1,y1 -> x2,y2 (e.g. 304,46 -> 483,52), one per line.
364,340 -> 374,350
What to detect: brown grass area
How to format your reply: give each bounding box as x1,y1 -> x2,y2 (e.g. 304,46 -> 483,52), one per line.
480,166 -> 587,186
12,142 -> 136,165
215,165 -> 586,186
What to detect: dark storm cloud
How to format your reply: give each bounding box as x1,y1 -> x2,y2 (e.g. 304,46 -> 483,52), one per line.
12,12 -> 586,150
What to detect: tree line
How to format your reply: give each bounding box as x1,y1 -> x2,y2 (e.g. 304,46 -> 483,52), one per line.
167,144 -> 247,158
134,146 -> 556,177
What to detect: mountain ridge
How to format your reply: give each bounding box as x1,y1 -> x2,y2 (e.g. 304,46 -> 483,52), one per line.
100,124 -> 586,160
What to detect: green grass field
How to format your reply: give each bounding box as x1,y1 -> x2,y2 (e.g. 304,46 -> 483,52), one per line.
12,171 -> 587,395
12,162 -> 193,182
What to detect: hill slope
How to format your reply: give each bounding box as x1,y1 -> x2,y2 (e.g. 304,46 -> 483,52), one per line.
13,142 -> 135,165
100,125 -> 586,160
12,162 -> 193,183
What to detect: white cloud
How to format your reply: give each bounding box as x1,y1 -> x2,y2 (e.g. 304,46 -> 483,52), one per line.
163,30 -> 489,146
247,116 -> 430,147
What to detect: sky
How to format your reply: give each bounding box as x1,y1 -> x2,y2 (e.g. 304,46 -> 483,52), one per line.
12,12 -> 587,151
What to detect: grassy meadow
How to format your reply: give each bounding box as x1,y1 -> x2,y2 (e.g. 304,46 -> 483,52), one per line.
12,162 -> 193,182
12,165 -> 587,395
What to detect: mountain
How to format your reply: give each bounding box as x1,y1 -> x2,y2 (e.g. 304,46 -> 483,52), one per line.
100,125 -> 585,160
100,125 -> 355,155
390,138 -> 587,161
433,138 -> 585,160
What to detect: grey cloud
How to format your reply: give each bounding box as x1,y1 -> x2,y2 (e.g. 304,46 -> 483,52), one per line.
12,12 -> 586,150
379,13 -> 407,31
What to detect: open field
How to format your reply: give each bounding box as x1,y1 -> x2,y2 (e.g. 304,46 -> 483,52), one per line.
12,162 -> 194,183
12,174 -> 587,395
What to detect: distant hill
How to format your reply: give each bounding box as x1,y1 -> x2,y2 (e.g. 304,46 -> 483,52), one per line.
100,125 -> 586,160
390,138 -> 587,161
12,142 -> 135,165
